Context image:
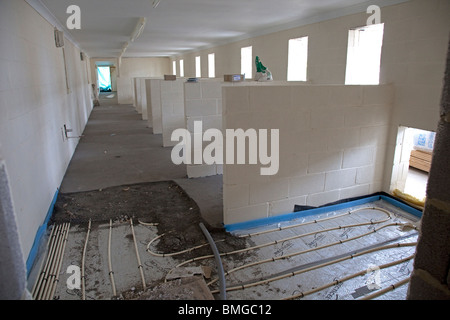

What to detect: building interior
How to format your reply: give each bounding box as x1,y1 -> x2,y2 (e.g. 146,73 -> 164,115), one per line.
0,0 -> 449,302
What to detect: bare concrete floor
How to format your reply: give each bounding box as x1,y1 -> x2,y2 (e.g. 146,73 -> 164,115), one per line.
60,100 -> 223,228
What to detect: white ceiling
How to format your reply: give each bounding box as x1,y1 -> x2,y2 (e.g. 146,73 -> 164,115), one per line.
38,0 -> 407,58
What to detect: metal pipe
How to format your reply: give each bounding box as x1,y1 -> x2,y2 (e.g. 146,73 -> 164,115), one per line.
199,223 -> 226,300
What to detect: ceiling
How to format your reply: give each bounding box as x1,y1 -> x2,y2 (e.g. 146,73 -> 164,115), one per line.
38,0 -> 406,58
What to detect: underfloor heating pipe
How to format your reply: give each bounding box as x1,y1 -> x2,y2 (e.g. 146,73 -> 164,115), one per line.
130,218 -> 146,291
239,206 -> 392,238
186,220 -> 409,286
211,242 -> 417,294
108,219 -> 117,297
161,207 -> 393,280
359,277 -> 411,300
81,219 -> 91,300
37,223 -> 70,300
283,254 -> 414,300
199,223 -> 226,300
207,222 -> 416,288
48,222 -> 70,300
36,223 -> 66,300
31,223 -> 58,299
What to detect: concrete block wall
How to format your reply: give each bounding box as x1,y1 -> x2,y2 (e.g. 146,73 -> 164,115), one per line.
133,77 -> 143,114
184,80 -> 224,177
222,83 -> 393,225
143,78 -> 164,132
161,79 -> 185,147
139,78 -> 149,121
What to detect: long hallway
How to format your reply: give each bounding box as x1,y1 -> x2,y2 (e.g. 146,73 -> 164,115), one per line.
59,99 -> 223,228
60,100 -> 185,193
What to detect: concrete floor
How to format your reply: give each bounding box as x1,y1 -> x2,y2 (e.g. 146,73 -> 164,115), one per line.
60,97 -> 223,228
404,167 -> 428,201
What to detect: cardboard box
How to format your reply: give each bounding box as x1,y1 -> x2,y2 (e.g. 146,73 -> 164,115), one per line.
164,75 -> 177,81
224,74 -> 245,82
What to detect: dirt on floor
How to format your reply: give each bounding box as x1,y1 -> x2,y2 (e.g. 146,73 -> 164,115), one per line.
51,180 -> 246,261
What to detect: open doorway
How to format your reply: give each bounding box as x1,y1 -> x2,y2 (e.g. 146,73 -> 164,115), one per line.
95,61 -> 118,103
98,66 -> 112,92
390,126 -> 435,205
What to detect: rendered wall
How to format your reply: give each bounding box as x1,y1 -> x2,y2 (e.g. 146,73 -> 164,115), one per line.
222,83 -> 393,225
0,0 -> 93,258
184,80 -> 223,177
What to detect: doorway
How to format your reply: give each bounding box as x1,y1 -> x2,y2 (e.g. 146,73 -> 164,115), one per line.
98,66 -> 112,92
391,126 -> 435,204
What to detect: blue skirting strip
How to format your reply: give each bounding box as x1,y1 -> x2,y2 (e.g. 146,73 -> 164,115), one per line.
225,194 -> 423,233
26,189 -> 59,277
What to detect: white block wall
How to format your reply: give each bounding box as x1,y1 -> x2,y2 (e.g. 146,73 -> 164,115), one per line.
184,80 -> 223,178
161,79 -> 185,147
145,79 -> 163,132
223,83 -> 393,225
133,77 -> 143,114
139,78 -> 149,121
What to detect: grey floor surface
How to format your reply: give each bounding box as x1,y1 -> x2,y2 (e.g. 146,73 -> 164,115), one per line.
60,97 -> 223,228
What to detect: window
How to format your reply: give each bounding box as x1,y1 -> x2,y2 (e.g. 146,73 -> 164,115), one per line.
345,23 -> 384,85
241,46 -> 252,80
208,53 -> 215,78
287,36 -> 308,81
173,60 -> 177,76
195,56 -> 201,78
180,59 -> 184,77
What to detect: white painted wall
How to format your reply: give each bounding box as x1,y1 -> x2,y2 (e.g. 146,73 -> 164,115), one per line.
222,83 -> 394,225
0,1 -> 93,258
